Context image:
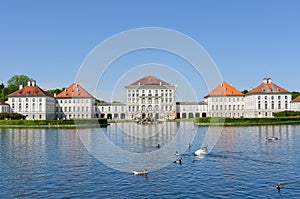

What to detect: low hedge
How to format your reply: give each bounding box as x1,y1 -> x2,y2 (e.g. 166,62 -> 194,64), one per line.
0,113 -> 26,120
194,117 -> 300,124
0,118 -> 107,126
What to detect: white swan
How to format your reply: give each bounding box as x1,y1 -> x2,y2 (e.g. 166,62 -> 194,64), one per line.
195,145 -> 208,156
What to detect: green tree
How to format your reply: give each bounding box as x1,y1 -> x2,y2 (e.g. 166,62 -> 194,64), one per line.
7,74 -> 31,92
47,88 -> 65,96
1,87 -> 10,101
0,83 -> 4,100
241,89 -> 248,94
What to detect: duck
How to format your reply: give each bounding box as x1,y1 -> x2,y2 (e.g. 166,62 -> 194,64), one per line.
132,168 -> 148,175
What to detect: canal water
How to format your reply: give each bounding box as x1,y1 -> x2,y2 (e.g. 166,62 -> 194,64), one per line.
1,123 -> 300,198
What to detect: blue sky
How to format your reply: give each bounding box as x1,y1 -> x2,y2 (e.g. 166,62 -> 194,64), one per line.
1,1 -> 299,101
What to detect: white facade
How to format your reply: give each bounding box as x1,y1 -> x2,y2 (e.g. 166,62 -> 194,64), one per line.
244,94 -> 291,117
176,102 -> 207,119
56,98 -> 94,119
96,103 -> 126,120
0,101 -> 10,113
205,96 -> 245,118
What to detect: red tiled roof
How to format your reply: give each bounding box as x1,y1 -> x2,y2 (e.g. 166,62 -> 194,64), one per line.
205,82 -> 244,98
247,81 -> 290,95
292,96 -> 300,102
56,83 -> 93,98
8,86 -> 53,97
130,76 -> 170,86
0,100 -> 9,106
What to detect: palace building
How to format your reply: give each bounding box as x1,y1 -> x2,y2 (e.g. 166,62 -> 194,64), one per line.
55,83 -> 95,120
244,78 -> 291,118
125,76 -> 176,120
204,82 -> 245,118
7,80 -> 56,120
4,76 -> 295,120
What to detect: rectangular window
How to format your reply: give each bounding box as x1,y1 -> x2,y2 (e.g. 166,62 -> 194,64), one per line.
265,102 -> 267,109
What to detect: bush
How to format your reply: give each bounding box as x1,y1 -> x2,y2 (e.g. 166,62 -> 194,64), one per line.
0,113 -> 26,120
273,111 -> 300,117
0,118 -> 107,126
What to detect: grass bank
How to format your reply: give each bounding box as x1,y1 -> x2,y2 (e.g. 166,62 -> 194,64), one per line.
0,118 -> 108,128
194,117 -> 300,126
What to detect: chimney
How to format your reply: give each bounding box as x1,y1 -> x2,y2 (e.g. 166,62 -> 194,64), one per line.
263,78 -> 268,84
27,80 -> 31,86
19,85 -> 23,89
54,93 -> 57,97
267,78 -> 272,84
32,80 -> 36,86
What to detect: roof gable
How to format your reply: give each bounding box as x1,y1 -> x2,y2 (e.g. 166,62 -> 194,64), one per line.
205,82 -> 244,98
56,83 -> 93,98
8,86 -> 53,97
130,76 -> 170,86
0,100 -> 9,106
247,81 -> 290,95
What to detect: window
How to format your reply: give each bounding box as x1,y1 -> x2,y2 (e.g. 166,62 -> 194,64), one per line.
39,115 -> 42,119
265,101 -> 267,109
64,107 -> 67,112
212,105 -> 214,110
278,96 -> 281,100
258,101 -> 261,109
272,101 -> 274,109
229,105 -> 231,110
233,105 -> 235,110
285,101 -> 288,109
285,96 -> 288,100
26,98 -> 28,102
69,107 -> 71,112
258,96 -> 261,100
220,105 -> 223,110
265,96 -> 267,100
216,105 -> 218,110
278,101 -> 281,109
142,98 -> 145,104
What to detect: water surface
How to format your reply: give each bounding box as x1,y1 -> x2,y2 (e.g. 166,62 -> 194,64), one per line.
1,124 -> 300,198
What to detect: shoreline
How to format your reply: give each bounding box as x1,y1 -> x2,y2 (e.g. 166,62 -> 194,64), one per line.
1,118 -> 300,128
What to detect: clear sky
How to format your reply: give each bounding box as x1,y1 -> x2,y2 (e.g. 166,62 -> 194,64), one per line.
1,0 -> 299,102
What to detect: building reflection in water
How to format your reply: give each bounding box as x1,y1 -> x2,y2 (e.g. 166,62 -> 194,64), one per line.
78,122 -> 200,172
